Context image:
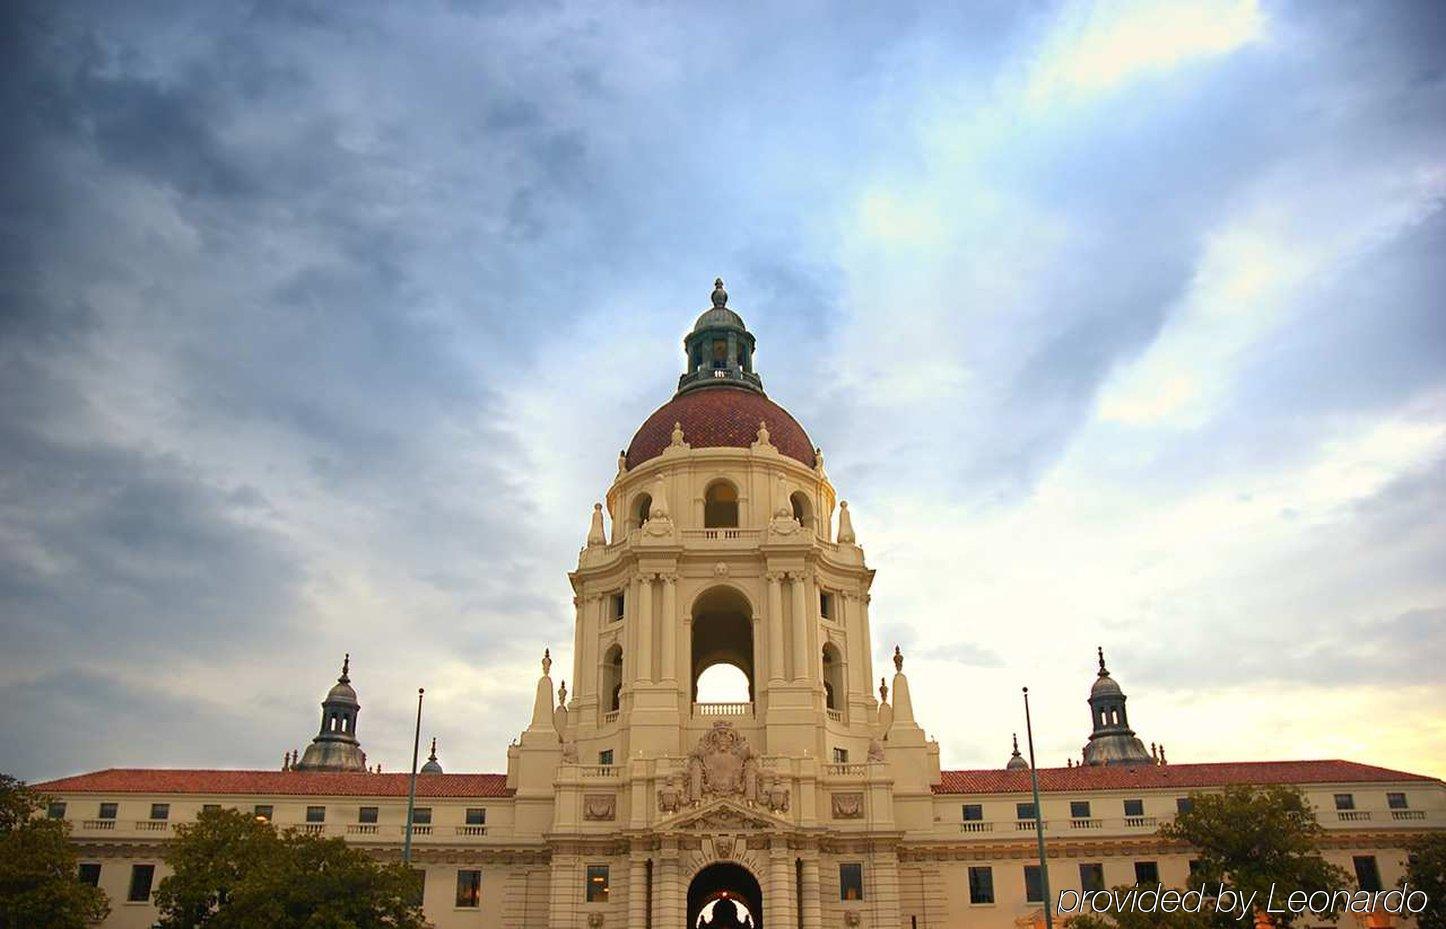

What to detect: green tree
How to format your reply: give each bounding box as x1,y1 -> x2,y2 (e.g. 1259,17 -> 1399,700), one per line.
1069,889 -> 1213,929
155,807 -> 427,929
1161,785 -> 1348,929
1401,832 -> 1446,929
0,773 -> 111,929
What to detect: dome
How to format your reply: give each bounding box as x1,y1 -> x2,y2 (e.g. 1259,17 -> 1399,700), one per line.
1090,674 -> 1122,698
692,305 -> 747,333
625,387 -> 816,470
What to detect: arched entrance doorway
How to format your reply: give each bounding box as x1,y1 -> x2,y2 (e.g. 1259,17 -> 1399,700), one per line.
688,862 -> 762,928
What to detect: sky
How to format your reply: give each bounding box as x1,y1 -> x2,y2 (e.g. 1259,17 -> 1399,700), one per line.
1,0 -> 1443,782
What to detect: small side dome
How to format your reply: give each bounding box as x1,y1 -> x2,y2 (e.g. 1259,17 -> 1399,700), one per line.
420,737 -> 443,775
692,278 -> 747,332
1005,733 -> 1029,771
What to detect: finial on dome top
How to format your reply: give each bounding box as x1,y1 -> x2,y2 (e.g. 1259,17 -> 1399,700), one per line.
893,645 -> 904,673
429,737 -> 437,760
339,653 -> 350,684
712,277 -> 727,307
542,648 -> 552,676
1097,645 -> 1108,676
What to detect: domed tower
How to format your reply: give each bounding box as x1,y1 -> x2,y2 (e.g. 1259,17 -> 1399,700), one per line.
295,654 -> 368,772
1080,647 -> 1152,766
676,279 -> 763,395
1005,733 -> 1029,771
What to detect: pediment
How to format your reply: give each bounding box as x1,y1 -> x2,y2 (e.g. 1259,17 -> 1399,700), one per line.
659,796 -> 788,833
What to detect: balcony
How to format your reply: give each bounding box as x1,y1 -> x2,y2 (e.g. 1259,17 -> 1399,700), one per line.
826,709 -> 843,722
1338,811 -> 1372,822
299,823 -> 326,835
1124,815 -> 1158,828
824,763 -> 866,777
347,824 -> 379,836
578,765 -> 618,778
136,820 -> 170,832
960,821 -> 994,833
681,528 -> 762,546
1392,810 -> 1426,821
455,825 -> 488,836
1070,818 -> 1102,829
693,701 -> 753,717
601,710 -> 620,725
81,819 -> 116,830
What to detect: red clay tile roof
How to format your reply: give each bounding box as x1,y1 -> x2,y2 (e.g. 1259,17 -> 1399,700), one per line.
933,760 -> 1440,795
626,386 -> 816,470
32,769 -> 512,799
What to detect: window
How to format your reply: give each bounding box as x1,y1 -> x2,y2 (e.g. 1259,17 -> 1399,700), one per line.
968,866 -> 995,904
586,865 -> 610,902
1016,802 -> 1036,820
1123,798 -> 1144,817
47,801 -> 66,819
128,864 -> 155,902
98,802 -> 118,820
150,803 -> 170,821
407,869 -> 425,907
253,805 -> 273,822
1387,792 -> 1408,810
833,747 -> 850,764
703,481 -> 739,528
1175,797 -> 1193,814
202,804 -> 221,814
820,592 -> 835,619
359,806 -> 379,824
466,808 -> 487,826
1334,793 -> 1355,811
611,593 -> 625,623
1353,856 -> 1382,893
1070,801 -> 1092,819
1135,861 -> 1160,885
598,749 -> 614,766
1024,865 -> 1044,903
306,806 -> 326,823
634,494 -> 652,529
78,863 -> 101,887
456,869 -> 482,908
1188,860 -> 1203,877
1080,864 -> 1105,893
411,807 -> 432,825
962,804 -> 983,822
840,862 -> 864,900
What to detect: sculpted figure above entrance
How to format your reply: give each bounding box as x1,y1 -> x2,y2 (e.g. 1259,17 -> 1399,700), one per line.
686,721 -> 759,804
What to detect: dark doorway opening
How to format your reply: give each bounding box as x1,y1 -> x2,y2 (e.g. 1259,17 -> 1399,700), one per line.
688,861 -> 762,929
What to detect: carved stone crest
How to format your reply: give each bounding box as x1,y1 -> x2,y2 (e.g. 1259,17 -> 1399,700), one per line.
844,910 -> 862,926
588,913 -> 605,928
760,773 -> 791,814
583,794 -> 616,821
657,774 -> 683,814
831,792 -> 864,819
686,721 -> 759,804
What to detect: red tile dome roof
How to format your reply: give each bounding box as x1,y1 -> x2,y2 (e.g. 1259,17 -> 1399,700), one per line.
625,386 -> 816,470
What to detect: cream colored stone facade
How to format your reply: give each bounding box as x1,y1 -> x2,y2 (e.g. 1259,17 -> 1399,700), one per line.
38,287 -> 1446,929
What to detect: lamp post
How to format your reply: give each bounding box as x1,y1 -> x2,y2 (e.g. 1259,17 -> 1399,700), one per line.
1024,686 -> 1053,929
403,687 -> 424,864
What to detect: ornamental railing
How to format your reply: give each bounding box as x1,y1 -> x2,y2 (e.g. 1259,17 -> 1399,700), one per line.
693,702 -> 753,717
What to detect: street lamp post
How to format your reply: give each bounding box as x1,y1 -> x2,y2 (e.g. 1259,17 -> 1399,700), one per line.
1024,686 -> 1054,929
403,687 -> 424,865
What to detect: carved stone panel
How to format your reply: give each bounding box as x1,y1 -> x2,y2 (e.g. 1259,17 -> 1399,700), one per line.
583,794 -> 616,821
685,721 -> 759,804
831,792 -> 864,819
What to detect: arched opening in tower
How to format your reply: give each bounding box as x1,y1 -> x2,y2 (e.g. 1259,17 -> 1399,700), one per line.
704,480 -> 739,528
690,586 -> 754,704
821,643 -> 844,710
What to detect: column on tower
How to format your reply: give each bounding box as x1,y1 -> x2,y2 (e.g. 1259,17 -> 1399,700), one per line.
790,572 -> 809,680
766,845 -> 794,929
627,852 -> 648,927
767,572 -> 785,683
660,574 -> 677,682
637,574 -> 654,683
657,840 -> 683,928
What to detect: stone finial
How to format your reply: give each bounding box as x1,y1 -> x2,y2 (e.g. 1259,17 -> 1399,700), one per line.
617,450 -> 627,473
428,737 -> 438,761
837,500 -> 856,544
1067,758 -> 1074,768
670,421 -> 685,446
1159,745 -> 1168,765
893,645 -> 904,673
756,419 -> 771,445
587,503 -> 607,547
879,677 -> 889,703
558,680 -> 568,708
542,648 -> 552,676
814,446 -> 825,473
339,652 -> 351,683
1098,645 -> 1108,676
712,277 -> 728,307
1151,742 -> 1158,762
650,473 -> 670,519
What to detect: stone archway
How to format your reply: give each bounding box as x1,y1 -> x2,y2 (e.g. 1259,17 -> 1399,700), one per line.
688,861 -> 762,929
